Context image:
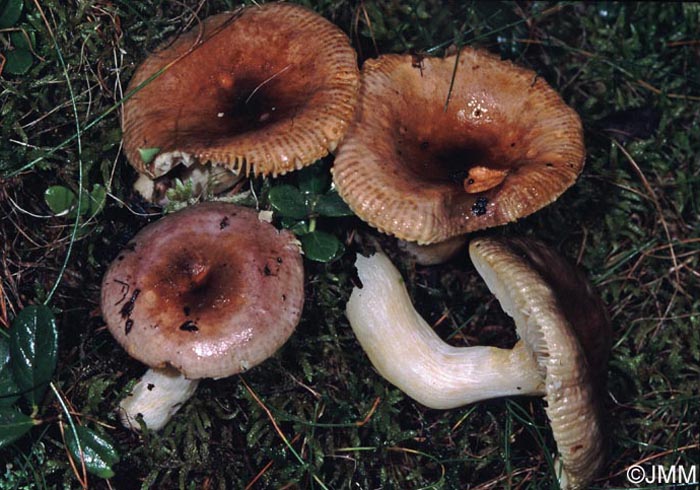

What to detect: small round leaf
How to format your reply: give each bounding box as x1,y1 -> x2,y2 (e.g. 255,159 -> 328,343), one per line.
279,217 -> 310,235
4,48 -> 33,75
299,231 -> 341,262
10,30 -> 33,50
44,185 -> 76,215
269,185 -> 308,219
0,0 -> 23,29
297,162 -> 330,195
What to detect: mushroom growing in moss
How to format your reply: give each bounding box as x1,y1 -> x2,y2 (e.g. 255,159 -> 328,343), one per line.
346,237 -> 610,489
333,48 -> 584,263
122,2 -> 360,202
101,202 -> 304,430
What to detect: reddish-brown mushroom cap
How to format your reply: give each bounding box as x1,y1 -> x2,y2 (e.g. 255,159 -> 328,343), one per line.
122,2 -> 359,179
333,48 -> 585,245
101,202 -> 304,380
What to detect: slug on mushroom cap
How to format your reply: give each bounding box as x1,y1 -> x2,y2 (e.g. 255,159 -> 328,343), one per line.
122,2 -> 360,201
346,237 -> 610,489
101,202 -> 304,430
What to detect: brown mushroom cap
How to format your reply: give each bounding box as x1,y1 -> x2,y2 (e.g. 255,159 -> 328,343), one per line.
333,49 -> 585,244
469,236 -> 610,489
101,202 -> 304,380
122,2 -> 359,179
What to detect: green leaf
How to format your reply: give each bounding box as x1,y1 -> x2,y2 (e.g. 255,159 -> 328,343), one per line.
0,0 -> 23,29
0,407 -> 34,448
4,48 -> 33,75
279,216 -> 299,229
88,184 -> 106,217
73,189 -> 92,217
299,231 -> 341,262
279,217 -> 310,235
9,305 -> 58,407
65,425 -> 120,479
10,30 -> 33,50
314,191 -> 354,217
44,185 -> 105,218
289,220 -> 311,236
0,336 -> 20,407
297,162 -> 330,195
269,185 -> 308,219
44,185 -> 76,215
138,147 -> 160,164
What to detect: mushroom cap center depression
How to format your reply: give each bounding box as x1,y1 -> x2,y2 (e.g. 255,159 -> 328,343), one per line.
396,122 -> 514,192
116,232 -> 293,353
388,73 -> 545,198
101,203 -> 304,379
332,50 -> 584,244
172,66 -> 318,149
138,246 -> 245,334
121,4 -> 361,178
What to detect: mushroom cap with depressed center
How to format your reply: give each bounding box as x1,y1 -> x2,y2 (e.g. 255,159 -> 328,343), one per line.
469,236 -> 610,489
333,49 -> 585,244
100,202 -> 304,380
122,2 -> 359,179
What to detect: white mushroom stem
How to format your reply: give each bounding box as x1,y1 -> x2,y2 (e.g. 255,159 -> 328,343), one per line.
346,253 -> 544,409
398,235 -> 468,266
119,367 -> 200,431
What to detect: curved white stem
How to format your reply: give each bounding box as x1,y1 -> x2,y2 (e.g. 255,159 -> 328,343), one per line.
119,367 -> 200,431
346,252 -> 544,409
